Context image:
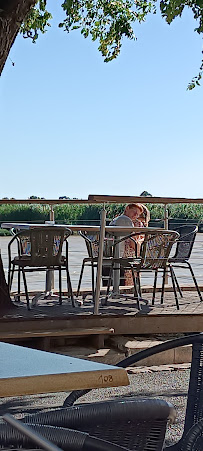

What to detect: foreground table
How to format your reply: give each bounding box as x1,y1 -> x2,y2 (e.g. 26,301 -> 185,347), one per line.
0,342 -> 129,397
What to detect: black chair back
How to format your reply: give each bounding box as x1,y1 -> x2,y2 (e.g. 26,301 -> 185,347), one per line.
171,225 -> 198,261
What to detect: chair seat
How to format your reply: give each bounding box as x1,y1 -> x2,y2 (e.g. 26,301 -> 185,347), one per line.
12,256 -> 32,267
112,257 -> 141,268
12,255 -> 67,268
168,258 -> 188,263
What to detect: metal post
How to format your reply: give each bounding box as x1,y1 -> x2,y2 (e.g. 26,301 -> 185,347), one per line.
49,205 -> 55,223
164,204 -> 169,284
112,235 -> 120,297
45,270 -> 54,293
164,205 -> 169,230
94,208 -> 106,314
46,205 -> 55,294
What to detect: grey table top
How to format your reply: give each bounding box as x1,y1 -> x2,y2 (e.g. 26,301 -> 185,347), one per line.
1,222 -> 164,234
0,342 -> 129,397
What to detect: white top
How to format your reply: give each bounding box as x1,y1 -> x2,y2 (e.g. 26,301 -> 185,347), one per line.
109,214 -> 133,227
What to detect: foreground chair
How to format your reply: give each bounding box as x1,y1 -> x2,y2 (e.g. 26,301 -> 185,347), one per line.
8,226 -> 74,309
14,397 -> 175,451
3,412 -> 127,450
63,333 -> 203,450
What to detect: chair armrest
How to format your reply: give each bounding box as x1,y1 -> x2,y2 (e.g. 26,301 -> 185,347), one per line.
64,228 -> 72,238
25,398 -> 176,426
116,333 -> 203,368
3,413 -> 127,451
114,232 -> 144,246
78,231 -> 91,243
63,333 -> 203,408
179,418 -> 203,451
8,233 -> 19,264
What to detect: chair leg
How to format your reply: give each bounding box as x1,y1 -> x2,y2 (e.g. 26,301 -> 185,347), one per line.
21,269 -> 30,310
59,267 -> 62,305
66,265 -> 75,307
17,267 -> 21,302
76,261 -> 85,297
169,265 -> 180,310
187,262 -> 203,302
152,270 -> 158,305
171,267 -> 183,297
132,270 -> 140,310
136,272 -> 142,299
8,261 -> 12,291
91,262 -> 95,303
10,264 -> 20,301
9,264 -> 15,293
161,268 -> 166,304
103,265 -> 113,306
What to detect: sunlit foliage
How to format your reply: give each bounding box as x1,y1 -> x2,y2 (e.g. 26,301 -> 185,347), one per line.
20,0 -> 203,88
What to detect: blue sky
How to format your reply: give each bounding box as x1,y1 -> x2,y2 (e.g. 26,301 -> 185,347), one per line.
0,1 -> 202,200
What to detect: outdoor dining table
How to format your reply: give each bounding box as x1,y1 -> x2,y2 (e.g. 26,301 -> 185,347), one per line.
0,341 -> 129,397
1,222 -> 163,234
1,221 -> 164,313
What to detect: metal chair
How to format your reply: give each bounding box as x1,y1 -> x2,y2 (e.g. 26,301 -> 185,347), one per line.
8,227 -> 74,309
19,397 -> 175,451
104,230 -> 180,310
2,413 -> 127,450
76,231 -> 114,301
63,332 -> 203,450
161,225 -> 202,303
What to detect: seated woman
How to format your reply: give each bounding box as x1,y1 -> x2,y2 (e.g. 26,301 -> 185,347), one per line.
138,204 -> 150,227
124,204 -> 151,286
123,204 -> 144,286
103,204 -> 150,287
132,204 -> 151,254
103,203 -> 143,286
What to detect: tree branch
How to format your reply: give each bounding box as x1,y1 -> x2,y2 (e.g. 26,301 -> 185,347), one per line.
0,0 -> 36,75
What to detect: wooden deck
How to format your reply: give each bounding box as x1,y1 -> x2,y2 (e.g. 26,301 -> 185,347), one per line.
1,287 -> 203,350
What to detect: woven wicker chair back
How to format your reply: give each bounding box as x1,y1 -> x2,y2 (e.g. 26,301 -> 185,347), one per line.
79,231 -> 114,259
17,227 -> 70,267
140,230 -> 179,270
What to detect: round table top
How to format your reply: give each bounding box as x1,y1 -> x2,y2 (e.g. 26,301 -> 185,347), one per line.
1,222 -> 165,234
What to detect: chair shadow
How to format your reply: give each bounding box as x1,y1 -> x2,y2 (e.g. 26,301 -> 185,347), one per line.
0,394 -> 60,417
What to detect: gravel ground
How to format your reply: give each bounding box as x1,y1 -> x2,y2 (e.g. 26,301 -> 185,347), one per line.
0,368 -> 190,448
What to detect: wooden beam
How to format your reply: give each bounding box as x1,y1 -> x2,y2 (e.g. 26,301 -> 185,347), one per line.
0,327 -> 114,340
1,195 -> 203,206
1,313 -> 203,336
88,195 -> 203,205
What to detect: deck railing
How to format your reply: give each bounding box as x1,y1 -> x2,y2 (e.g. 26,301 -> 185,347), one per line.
0,194 -> 203,230
1,195 -> 203,302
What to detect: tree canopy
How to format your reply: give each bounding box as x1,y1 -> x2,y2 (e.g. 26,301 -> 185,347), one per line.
0,0 -> 203,88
